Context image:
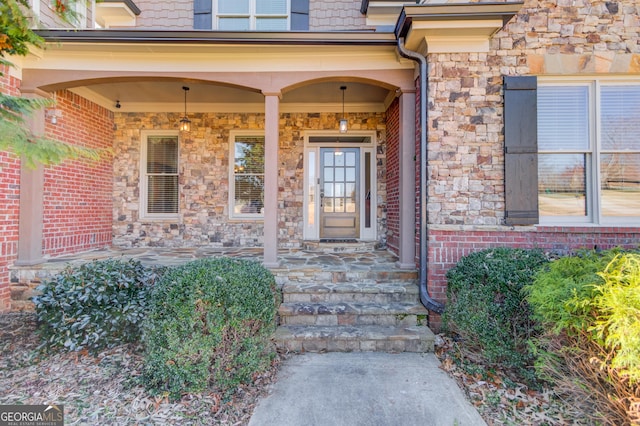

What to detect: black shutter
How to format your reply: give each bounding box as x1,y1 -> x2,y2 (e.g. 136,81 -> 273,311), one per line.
291,0 -> 309,30
194,0 -> 212,30
503,76 -> 539,225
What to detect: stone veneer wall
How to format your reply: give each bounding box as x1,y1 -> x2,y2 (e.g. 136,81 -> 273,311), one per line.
0,65 -> 21,310
423,0 -> 640,330
113,111 -> 387,249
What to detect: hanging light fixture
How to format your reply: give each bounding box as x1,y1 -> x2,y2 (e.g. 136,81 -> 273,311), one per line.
179,86 -> 191,132
50,91 -> 58,125
339,85 -> 348,133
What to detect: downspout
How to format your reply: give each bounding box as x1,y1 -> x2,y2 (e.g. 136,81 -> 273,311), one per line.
397,37 -> 445,314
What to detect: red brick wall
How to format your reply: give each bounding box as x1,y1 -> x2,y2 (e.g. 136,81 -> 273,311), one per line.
427,226 -> 640,330
0,66 -> 20,309
415,77 -> 422,265
0,65 -> 21,310
42,90 -> 114,256
385,98 -> 400,252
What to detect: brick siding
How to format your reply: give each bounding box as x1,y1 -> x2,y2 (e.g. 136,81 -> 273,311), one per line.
0,65 -> 21,310
42,90 -> 114,257
385,98 -> 400,252
426,226 -> 640,330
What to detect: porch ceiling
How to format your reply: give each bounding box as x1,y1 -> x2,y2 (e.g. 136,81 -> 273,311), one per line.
69,80 -> 394,113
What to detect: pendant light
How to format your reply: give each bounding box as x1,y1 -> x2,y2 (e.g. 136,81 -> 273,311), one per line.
179,86 -> 191,132
339,85 -> 348,133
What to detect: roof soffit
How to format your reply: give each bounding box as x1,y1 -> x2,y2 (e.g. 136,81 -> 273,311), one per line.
395,2 -> 524,53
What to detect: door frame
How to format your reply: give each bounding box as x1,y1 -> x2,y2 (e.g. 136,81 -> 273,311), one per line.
302,131 -> 377,241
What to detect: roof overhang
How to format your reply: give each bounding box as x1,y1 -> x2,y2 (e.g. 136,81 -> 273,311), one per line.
35,29 -> 397,46
395,2 -> 523,53
95,0 -> 141,29
360,0 -> 417,28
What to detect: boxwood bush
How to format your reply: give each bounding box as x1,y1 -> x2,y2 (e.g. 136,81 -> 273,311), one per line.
443,247 -> 549,382
33,259 -> 161,353
142,257 -> 279,400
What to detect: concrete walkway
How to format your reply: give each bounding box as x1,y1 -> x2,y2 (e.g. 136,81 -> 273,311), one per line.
249,352 -> 486,426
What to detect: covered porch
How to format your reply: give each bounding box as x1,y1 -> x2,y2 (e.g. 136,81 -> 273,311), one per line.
16,31 -> 420,270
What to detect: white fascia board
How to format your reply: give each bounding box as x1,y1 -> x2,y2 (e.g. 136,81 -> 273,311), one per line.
23,44 -> 408,73
406,18 -> 504,53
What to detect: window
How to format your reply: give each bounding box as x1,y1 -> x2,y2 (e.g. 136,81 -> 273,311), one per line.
73,0 -> 88,28
538,80 -> 640,224
140,132 -> 179,219
230,133 -> 265,218
195,0 -> 298,31
218,0 -> 287,30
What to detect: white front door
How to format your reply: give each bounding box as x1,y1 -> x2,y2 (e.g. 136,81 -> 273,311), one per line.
303,133 -> 377,241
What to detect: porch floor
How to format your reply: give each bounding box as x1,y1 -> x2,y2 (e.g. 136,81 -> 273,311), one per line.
11,244 -> 408,278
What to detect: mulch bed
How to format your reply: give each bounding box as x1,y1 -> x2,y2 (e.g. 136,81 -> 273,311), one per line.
0,312 -> 280,425
1,312 -> 593,425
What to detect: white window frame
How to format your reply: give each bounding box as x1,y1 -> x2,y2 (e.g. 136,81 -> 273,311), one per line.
214,0 -> 290,31
31,0 -> 41,19
139,130 -> 180,220
229,130 -> 266,220
538,77 -> 640,226
73,0 -> 89,28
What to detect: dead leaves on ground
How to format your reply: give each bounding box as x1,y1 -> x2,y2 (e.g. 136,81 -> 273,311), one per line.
435,334 -> 591,425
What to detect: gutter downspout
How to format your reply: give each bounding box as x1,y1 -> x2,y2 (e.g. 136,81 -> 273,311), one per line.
397,37 -> 445,315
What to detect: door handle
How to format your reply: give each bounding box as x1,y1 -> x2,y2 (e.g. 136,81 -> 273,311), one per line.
320,189 -> 324,207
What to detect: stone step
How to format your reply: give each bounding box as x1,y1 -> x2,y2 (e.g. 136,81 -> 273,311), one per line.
301,241 -> 381,253
282,282 -> 420,304
274,325 -> 435,353
278,302 -> 429,326
273,269 -> 418,287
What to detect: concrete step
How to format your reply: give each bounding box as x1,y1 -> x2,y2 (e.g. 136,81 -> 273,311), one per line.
274,325 -> 435,353
278,302 -> 429,326
282,282 -> 420,304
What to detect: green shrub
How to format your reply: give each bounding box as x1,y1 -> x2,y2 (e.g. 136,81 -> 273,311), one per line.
524,249 -> 619,335
527,249 -> 640,382
591,253 -> 640,384
142,257 -> 279,400
526,249 -> 640,424
33,259 -> 161,353
443,247 -> 549,381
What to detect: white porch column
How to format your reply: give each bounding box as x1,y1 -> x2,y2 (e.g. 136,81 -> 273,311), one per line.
15,90 -> 47,266
262,92 -> 280,267
396,90 -> 417,269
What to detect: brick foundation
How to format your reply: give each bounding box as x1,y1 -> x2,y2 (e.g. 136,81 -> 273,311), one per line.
426,225 -> 640,331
